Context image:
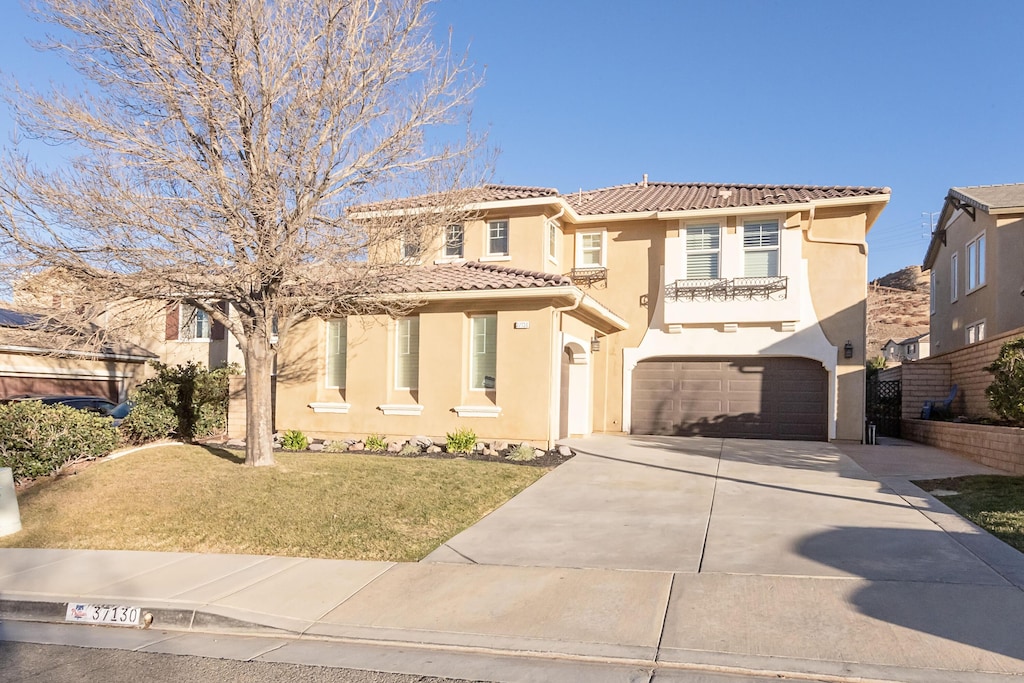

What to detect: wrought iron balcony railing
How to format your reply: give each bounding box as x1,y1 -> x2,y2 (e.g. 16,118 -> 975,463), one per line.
665,276 -> 788,302
569,267 -> 607,286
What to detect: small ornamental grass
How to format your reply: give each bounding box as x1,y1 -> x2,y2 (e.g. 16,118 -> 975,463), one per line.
445,427 -> 476,454
506,443 -> 540,462
0,445 -> 548,561
365,434 -> 387,452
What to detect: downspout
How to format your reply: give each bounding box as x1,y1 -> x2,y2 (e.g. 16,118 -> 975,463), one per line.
548,288 -> 583,450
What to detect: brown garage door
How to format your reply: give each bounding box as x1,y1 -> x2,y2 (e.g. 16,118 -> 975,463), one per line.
631,357 -> 827,440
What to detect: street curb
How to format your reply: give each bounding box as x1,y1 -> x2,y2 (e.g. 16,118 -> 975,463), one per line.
0,598 -> 293,636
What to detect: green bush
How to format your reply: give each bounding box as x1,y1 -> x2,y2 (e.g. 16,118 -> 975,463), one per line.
445,427 -> 476,454
281,429 -> 309,451
125,361 -> 239,442
506,443 -> 539,462
0,401 -> 119,482
985,337 -> 1024,425
118,398 -> 176,445
365,434 -> 387,452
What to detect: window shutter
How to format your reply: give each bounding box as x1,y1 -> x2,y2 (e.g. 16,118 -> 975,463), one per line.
212,302 -> 228,340
165,303 -> 179,340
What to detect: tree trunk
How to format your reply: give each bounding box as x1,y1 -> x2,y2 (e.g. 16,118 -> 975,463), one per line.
244,333 -> 276,467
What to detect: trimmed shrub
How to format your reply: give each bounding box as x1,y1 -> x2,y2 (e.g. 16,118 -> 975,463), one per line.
0,401 -> 119,482
365,434 -> 387,452
445,427 -> 476,454
985,337 -> 1024,425
119,398 -> 176,445
124,360 -> 239,442
281,429 -> 309,451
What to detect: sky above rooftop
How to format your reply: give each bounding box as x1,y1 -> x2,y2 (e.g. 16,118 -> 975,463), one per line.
2,1 -> 1022,280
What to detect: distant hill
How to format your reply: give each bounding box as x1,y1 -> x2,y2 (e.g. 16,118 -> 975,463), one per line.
867,266 -> 930,360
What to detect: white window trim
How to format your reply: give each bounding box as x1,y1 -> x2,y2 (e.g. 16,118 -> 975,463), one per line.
683,223 -> 721,280
379,403 -> 425,416
966,231 -> 986,293
179,303 -> 212,342
325,319 -> 347,389
479,254 -> 512,263
741,219 -> 781,278
929,270 -> 936,315
966,319 -> 986,345
469,313 -> 497,391
308,402 -> 350,414
444,223 -> 464,259
394,316 -> 419,391
950,251 -> 959,302
547,219 -> 560,265
486,219 -> 510,257
575,228 -> 607,268
453,405 -> 501,418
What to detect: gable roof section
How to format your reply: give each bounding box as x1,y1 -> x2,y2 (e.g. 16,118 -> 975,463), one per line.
924,183 -> 1024,270
385,261 -> 571,293
562,182 -> 890,216
949,184 -> 1024,213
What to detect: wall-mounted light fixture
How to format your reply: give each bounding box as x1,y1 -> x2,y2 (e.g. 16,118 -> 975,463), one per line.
591,335 -> 601,353
844,341 -> 854,359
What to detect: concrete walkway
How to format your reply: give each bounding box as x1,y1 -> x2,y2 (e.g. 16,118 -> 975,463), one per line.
2,436 -> 1024,682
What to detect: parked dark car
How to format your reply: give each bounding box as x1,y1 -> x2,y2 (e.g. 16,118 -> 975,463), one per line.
0,394 -> 130,426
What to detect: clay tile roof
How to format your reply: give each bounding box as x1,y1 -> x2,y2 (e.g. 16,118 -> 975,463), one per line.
354,184 -> 560,213
384,261 -> 571,294
950,183 -> 1024,212
562,181 -> 891,216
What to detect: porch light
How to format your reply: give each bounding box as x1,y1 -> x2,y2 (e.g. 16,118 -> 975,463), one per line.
844,341 -> 854,359
591,335 -> 601,353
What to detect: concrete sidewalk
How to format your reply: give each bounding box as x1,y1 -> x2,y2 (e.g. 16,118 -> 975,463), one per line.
2,436 -> 1024,682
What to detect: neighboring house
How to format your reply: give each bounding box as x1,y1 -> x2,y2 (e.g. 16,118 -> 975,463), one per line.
0,307 -> 154,401
244,179 -> 889,445
924,184 -> 1024,354
881,333 -> 930,363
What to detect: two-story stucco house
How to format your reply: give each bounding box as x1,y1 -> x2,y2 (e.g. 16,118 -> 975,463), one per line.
244,179 -> 889,446
924,184 -> 1024,354
881,333 -> 930,364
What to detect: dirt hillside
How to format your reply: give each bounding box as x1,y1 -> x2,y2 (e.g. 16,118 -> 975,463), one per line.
867,266 -> 930,360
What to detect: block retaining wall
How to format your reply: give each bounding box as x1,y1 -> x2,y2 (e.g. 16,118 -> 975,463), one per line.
901,419 -> 1024,475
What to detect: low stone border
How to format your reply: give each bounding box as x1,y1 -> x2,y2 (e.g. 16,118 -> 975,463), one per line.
902,418 -> 1024,475
214,434 -> 575,468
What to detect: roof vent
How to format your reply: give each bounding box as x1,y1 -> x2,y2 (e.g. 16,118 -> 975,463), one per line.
719,189 -> 732,200
641,173 -> 648,188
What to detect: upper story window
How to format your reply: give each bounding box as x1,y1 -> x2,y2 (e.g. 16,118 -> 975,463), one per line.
395,316 -> 420,390
967,233 -> 986,291
487,220 -> 509,256
684,225 -> 720,279
445,224 -> 464,258
929,270 -> 936,315
470,313 -> 497,390
950,251 -> 959,302
326,319 -> 347,389
180,304 -> 210,341
743,220 -> 779,277
547,220 -> 559,262
577,231 -> 605,267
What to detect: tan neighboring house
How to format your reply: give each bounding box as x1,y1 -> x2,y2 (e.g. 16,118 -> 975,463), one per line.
924,184 -> 1024,354
881,333 -> 930,364
0,307 -> 154,401
237,180 -> 889,445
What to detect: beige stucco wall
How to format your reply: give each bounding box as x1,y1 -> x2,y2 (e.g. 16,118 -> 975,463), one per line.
267,297 -> 606,445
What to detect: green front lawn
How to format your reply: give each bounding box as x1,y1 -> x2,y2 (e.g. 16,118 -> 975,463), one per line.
915,475 -> 1024,553
1,445 -> 547,561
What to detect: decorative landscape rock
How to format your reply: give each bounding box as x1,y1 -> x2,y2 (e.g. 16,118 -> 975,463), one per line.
349,441 -> 364,451
426,445 -> 443,453
226,439 -> 245,448
557,445 -> 573,457
308,443 -> 324,452
412,435 -> 432,448
387,440 -> 404,453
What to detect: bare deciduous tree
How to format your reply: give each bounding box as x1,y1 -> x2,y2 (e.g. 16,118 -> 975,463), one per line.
0,0 -> 485,466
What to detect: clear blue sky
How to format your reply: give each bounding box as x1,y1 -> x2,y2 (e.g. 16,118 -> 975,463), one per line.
3,1 -> 1023,280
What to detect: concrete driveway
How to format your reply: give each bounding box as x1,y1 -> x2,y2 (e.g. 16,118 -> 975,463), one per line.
424,435 -> 1012,582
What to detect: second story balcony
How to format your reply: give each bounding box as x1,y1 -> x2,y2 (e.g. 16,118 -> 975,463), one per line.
665,276 -> 788,302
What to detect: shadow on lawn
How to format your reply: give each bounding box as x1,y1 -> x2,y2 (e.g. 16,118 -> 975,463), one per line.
199,445 -> 245,465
